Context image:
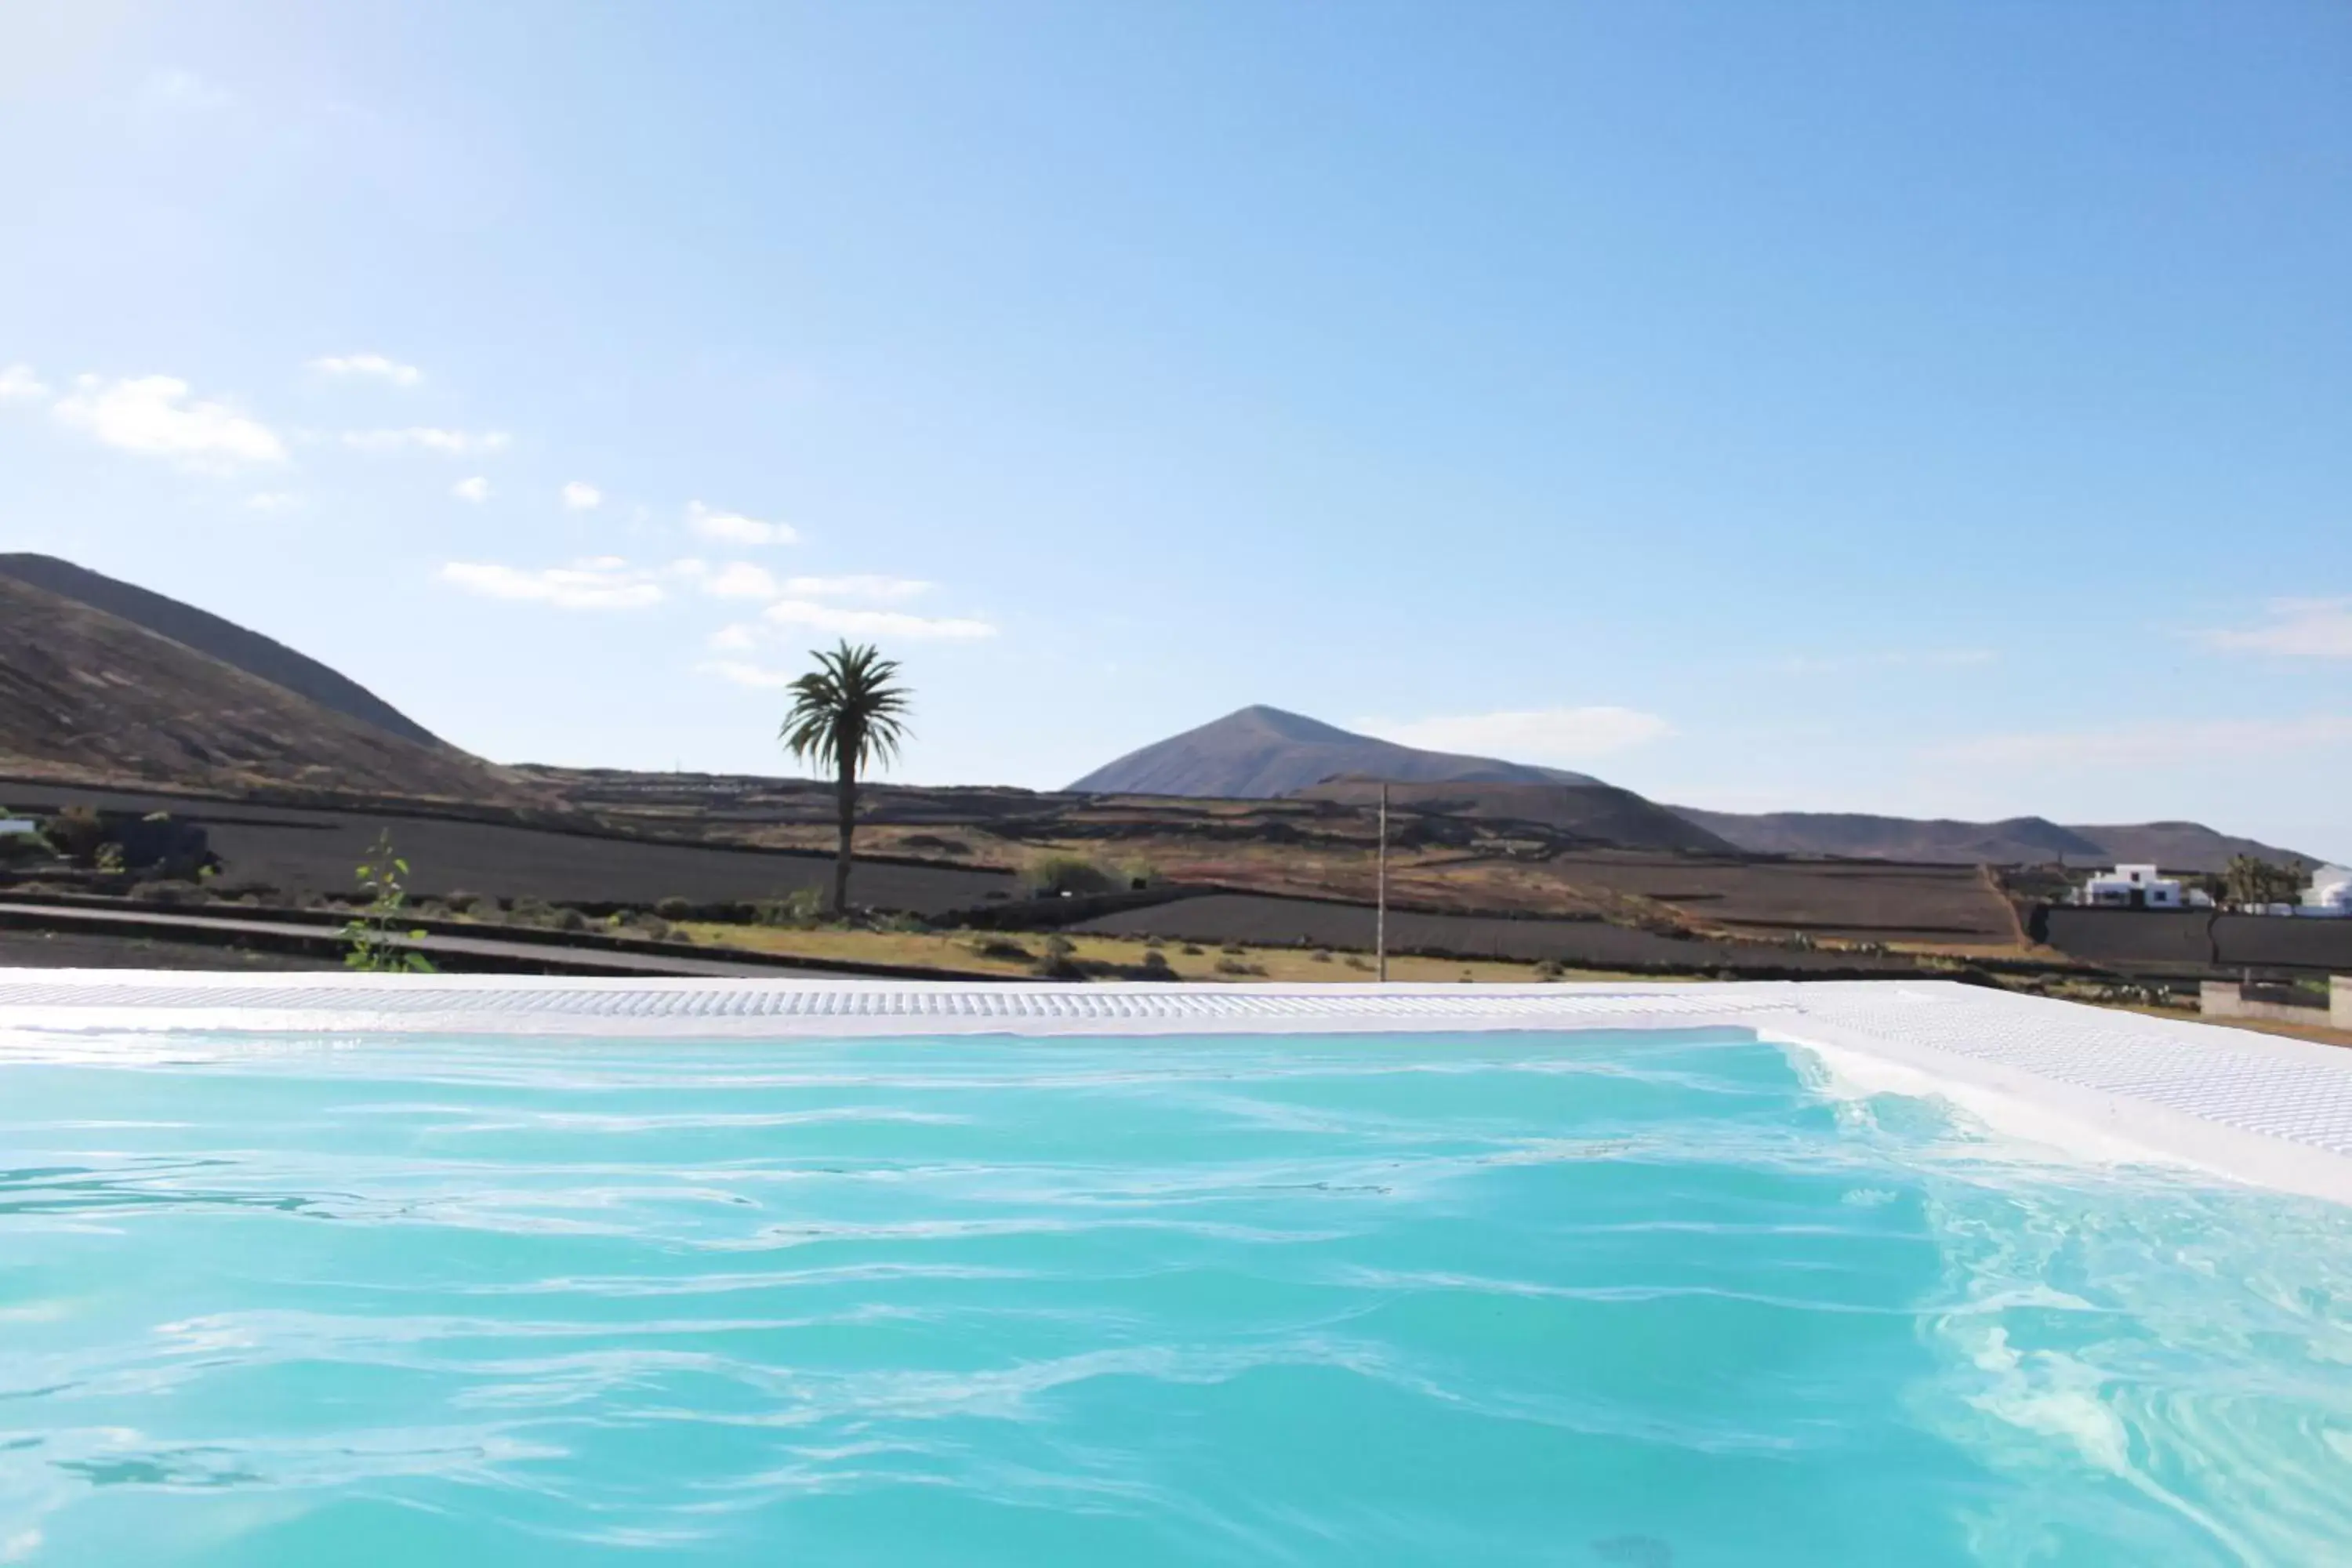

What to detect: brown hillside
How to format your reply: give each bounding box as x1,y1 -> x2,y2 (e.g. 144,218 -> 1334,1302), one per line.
0,575 -> 535,804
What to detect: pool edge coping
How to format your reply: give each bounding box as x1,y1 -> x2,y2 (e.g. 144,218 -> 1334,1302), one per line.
3,972 -> 2350,1205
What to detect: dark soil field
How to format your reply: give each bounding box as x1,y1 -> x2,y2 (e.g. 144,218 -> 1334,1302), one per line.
2042,908 -> 2352,976
0,927 -> 337,971
1538,851 -> 2022,946
3,782 -> 1016,913
1069,893 -> 1925,976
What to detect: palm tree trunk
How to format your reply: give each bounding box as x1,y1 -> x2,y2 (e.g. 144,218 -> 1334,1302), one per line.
833,754 -> 856,915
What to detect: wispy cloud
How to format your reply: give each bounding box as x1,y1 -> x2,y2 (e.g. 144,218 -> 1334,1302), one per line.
2202,598 -> 2352,660
561,481 -> 602,510
439,557 -> 669,610
687,500 -> 797,546
53,374 -> 286,470
782,574 -> 930,601
1936,714 -> 2352,770
1773,648 -> 1998,676
761,599 -> 996,641
1356,706 -> 1672,764
0,365 -> 49,401
696,660 -> 804,690
452,475 -> 490,503
245,492 -> 303,513
343,426 -> 512,456
140,68 -> 235,114
310,352 -> 423,388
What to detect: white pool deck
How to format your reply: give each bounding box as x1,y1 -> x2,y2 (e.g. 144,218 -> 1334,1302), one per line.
3,972 -> 2351,1206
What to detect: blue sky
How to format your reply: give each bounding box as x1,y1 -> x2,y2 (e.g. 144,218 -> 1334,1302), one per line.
2,2 -> 2347,858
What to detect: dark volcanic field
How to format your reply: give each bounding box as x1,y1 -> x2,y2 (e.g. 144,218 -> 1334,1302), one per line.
2041,908 -> 2352,976
5,783 -> 1016,912
1071,893 -> 1920,976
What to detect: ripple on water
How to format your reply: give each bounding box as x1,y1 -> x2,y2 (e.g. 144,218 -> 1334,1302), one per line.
0,1027 -> 2347,1566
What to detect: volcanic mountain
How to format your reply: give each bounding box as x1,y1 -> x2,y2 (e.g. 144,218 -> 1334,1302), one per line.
0,564 -> 532,803
1670,808 -> 2313,874
0,553 -> 441,746
1069,706 -> 1600,799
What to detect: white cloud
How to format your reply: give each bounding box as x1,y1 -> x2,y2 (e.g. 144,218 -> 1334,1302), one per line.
561,481 -> 602,510
245,492 -> 303,513
438,557 -> 668,610
781,574 -> 931,601
2203,598 -> 2352,660
1775,648 -> 1998,676
708,623 -> 760,653
452,475 -> 491,503
0,365 -> 49,401
697,660 -> 802,690
343,426 -> 512,456
1358,706 -> 1673,764
53,374 -> 286,470
687,500 -> 797,546
700,562 -> 779,600
760,598 -> 996,641
141,68 -> 234,113
1937,715 -> 2352,770
309,353 -> 423,388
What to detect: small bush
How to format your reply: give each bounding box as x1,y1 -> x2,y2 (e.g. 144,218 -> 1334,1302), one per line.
1344,954 -> 1370,971
1310,949 -> 1332,964
1033,933 -> 1083,980
44,806 -> 107,864
1022,854 -> 1116,898
1219,943 -> 1244,956
553,907 -> 590,933
1534,959 -> 1565,981
655,896 -> 691,921
1138,949 -> 1174,977
1214,956 -> 1265,977
444,890 -> 481,914
975,937 -> 1034,962
510,895 -> 554,925
754,887 -> 825,927
1180,943 -> 1204,956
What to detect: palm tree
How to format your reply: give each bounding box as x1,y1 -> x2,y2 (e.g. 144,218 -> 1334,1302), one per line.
779,641 -> 912,915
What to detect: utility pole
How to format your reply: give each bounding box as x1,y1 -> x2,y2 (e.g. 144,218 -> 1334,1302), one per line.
1376,782 -> 1388,983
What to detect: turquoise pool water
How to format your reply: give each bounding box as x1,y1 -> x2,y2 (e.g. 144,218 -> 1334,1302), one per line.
2,1025 -> 2349,1566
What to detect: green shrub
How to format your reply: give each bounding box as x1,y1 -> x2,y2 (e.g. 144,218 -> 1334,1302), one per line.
974,937 -> 1033,962
1180,943 -> 1203,956
1032,933 -> 1084,980
1021,854 -> 1116,898
1138,949 -> 1174,977
655,896 -> 691,921
1213,956 -> 1265,977
444,890 -> 481,914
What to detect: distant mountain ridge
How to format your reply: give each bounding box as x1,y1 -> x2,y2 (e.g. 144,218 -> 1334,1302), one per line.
1069,706 -> 1599,798
1070,706 -> 2314,872
1294,776 -> 1737,855
1668,808 -> 2312,875
0,553 -> 441,746
0,569 -> 532,804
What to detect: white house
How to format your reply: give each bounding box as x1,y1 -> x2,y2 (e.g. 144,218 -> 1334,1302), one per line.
2078,864 -> 2184,909
2301,865 -> 2352,916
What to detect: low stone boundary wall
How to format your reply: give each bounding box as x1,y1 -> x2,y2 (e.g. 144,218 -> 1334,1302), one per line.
2201,977 -> 2352,1030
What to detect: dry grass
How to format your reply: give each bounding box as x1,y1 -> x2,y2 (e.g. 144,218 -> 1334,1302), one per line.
677,921 -> 1693,986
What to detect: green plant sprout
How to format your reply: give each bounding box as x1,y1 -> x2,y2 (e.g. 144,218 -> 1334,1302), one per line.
341,829 -> 437,974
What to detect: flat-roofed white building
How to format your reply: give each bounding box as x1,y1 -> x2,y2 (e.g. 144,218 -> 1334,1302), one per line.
2302,865 -> 2352,916
2078,864 -> 2184,909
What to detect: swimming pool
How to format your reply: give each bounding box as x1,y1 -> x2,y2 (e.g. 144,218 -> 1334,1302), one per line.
2,978 -> 2349,1564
